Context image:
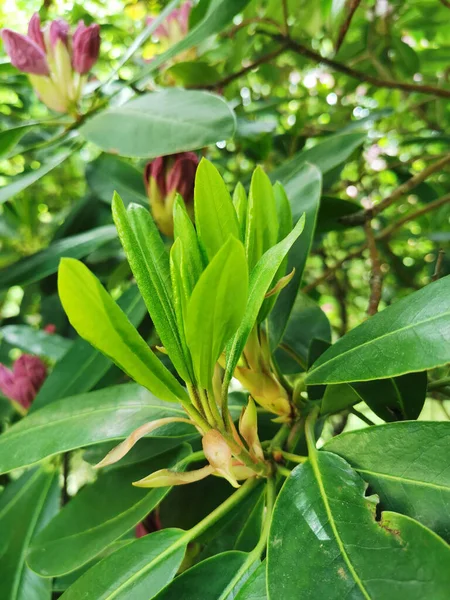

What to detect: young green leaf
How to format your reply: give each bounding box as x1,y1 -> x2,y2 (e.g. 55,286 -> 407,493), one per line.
58,258 -> 187,404
268,451 -> 450,599
223,214 -> 306,394
245,166 -> 278,272
173,194 -> 204,287
194,158 -> 240,260
186,236 -> 248,389
112,193 -> 190,382
170,240 -> 193,377
307,274 -> 450,385
233,181 -> 248,241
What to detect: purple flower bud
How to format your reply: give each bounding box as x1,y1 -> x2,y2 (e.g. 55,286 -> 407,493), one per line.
145,152 -> 198,204
27,13 -> 45,52
1,29 -> 49,76
72,21 -> 100,74
0,355 -> 47,410
49,18 -> 70,48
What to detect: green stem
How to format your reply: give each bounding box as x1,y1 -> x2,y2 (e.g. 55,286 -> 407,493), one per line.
276,464 -> 292,477
277,450 -> 308,464
428,376 -> 450,391
268,424 -> 290,452
305,406 -> 320,457
198,387 -> 217,427
207,387 -> 225,429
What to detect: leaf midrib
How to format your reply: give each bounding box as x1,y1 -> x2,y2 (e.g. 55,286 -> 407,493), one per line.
308,310 -> 450,381
356,468 -> 450,491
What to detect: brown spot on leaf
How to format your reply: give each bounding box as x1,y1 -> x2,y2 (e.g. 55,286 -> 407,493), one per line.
337,567 -> 347,580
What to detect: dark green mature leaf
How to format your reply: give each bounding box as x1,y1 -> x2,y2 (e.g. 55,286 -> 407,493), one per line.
86,154 -> 148,206
0,383 -> 193,474
186,237 -> 248,389
275,292 -> 331,373
270,131 -> 366,183
0,467 -> 59,600
153,551 -> 249,600
137,0 -> 253,83
32,285 -> 146,411
352,371 -> 428,421
60,529 -> 187,600
80,90 -> 235,158
194,158 -> 240,260
58,258 -> 187,403
269,164 -> 322,346
324,422 -> 450,541
28,446 -> 190,577
321,383 -> 361,414
268,451 -> 450,599
235,561 -> 266,599
0,225 -> 117,292
307,275 -> 450,384
0,325 -> 72,361
0,149 -> 72,204
224,214 -> 306,391
112,195 -> 190,381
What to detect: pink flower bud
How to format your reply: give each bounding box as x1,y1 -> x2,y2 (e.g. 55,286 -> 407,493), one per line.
0,355 -> 47,410
49,19 -> 70,48
176,1 -> 192,35
147,1 -> 192,40
72,21 -> 100,74
27,13 -> 45,52
1,29 -> 49,76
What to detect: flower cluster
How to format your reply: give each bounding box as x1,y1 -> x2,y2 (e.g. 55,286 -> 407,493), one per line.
1,14 -> 100,114
0,354 -> 47,411
144,152 -> 199,236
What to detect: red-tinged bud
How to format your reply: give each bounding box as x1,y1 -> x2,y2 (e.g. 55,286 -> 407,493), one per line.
1,29 -> 49,75
27,13 -> 45,52
0,355 -> 47,410
144,152 -> 199,236
49,19 -> 70,48
147,1 -> 192,42
72,21 -> 100,74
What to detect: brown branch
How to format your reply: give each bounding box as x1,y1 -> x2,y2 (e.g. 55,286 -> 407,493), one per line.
335,0 -> 362,52
365,220 -> 383,316
269,34 -> 450,100
377,192 -> 450,239
281,0 -> 290,35
439,0 -> 450,8
432,249 -> 445,281
206,45 -> 287,90
341,154 -> 450,225
302,243 -> 368,293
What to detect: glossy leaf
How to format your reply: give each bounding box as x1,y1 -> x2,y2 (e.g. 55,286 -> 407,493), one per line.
60,529 -> 186,600
269,163 -> 322,346
112,195 -> 190,381
0,149 -> 72,204
153,551 -> 249,600
186,236 -> 248,389
321,382 -> 361,414
80,90 -> 236,158
0,324 -> 72,361
268,451 -> 450,599
324,421 -> 450,541
307,275 -> 450,384
32,285 -> 146,411
173,195 -> 203,288
233,181 -> 248,241
224,214 -> 306,390
0,383 -> 193,474
275,292 -> 331,374
86,154 -> 148,206
58,258 -> 187,403
352,371 -> 428,421
194,158 -> 240,260
0,467 -> 59,600
235,561 -> 266,600
28,446 -> 190,577
0,225 -> 117,292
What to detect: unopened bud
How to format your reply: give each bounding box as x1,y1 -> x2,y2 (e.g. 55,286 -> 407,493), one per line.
49,19 -> 69,48
72,22 -> 100,74
235,367 -> 291,418
202,430 -> 239,488
147,1 -> 192,42
0,355 -> 47,410
1,29 -> 49,75
239,397 -> 264,461
134,464 -> 213,487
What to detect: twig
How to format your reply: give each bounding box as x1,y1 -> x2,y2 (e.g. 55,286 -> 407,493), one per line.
432,249 -> 445,281
341,154 -> 450,225
365,220 -> 383,315
281,0 -> 290,36
377,192 -> 450,239
350,407 -> 375,426
439,0 -> 450,8
267,34 -> 450,100
335,0 -> 362,52
206,45 -> 287,90
302,243 -> 367,293
428,376 -> 450,391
